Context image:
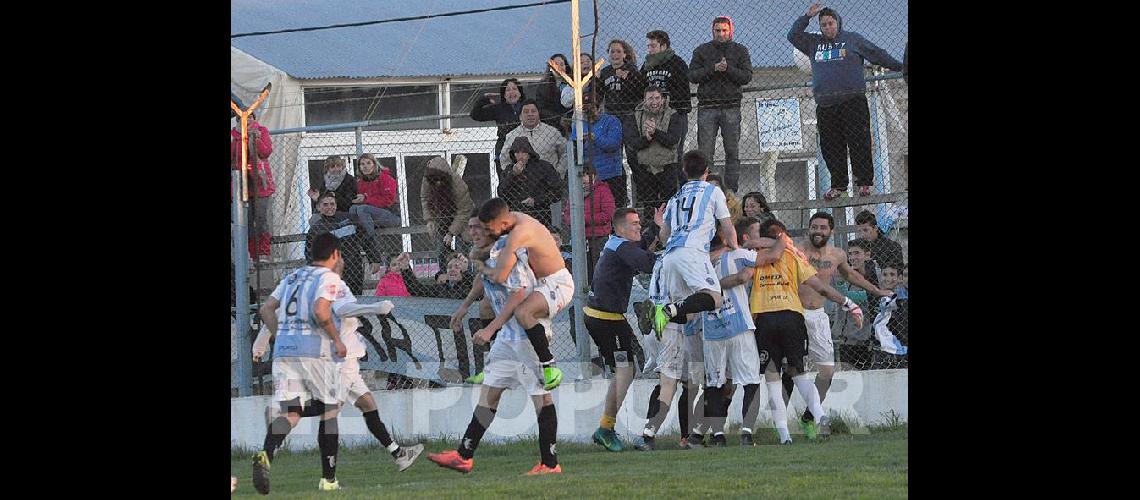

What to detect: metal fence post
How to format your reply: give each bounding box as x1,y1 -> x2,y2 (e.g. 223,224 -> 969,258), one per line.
233,169 -> 254,397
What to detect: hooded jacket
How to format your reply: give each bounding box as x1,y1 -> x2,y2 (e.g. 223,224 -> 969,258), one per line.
624,95 -> 683,172
788,9 -> 903,107
498,137 -> 562,226
689,17 -> 753,108
420,156 -> 475,238
641,49 -> 692,114
230,122 -> 276,198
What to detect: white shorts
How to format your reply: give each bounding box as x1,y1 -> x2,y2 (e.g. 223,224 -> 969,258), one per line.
338,357 -> 372,404
703,332 -> 762,387
482,338 -> 550,396
661,247 -> 721,303
804,307 -> 835,366
272,357 -> 340,405
656,324 -> 705,383
535,268 -> 574,318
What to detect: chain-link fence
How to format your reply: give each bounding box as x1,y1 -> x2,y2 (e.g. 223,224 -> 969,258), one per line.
231,0 -> 908,396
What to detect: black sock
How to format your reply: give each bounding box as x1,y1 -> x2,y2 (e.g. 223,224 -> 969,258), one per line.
646,384 -> 661,419
363,410 -> 399,455
803,408 -> 814,422
263,416 -> 292,461
689,382 -> 707,437
678,384 -> 690,437
741,384 -> 761,431
704,386 -> 728,435
524,324 -> 554,364
458,405 -> 496,459
317,418 -> 339,481
537,404 -> 559,468
674,292 -> 715,316
782,371 -> 795,406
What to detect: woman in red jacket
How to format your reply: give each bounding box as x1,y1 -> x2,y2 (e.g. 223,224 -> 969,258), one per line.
350,153 -> 402,249
562,166 -> 615,282
230,113 -> 275,261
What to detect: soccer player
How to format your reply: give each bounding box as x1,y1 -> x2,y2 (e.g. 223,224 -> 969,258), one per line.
748,219 -> 863,443
477,198 -> 575,390
428,231 -> 562,475
251,233 -> 348,494
586,207 -> 658,451
450,216 -> 498,384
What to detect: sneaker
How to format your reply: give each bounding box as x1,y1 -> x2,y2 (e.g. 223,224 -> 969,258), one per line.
801,418 -> 818,440
652,304 -> 672,337
393,444 -> 425,472
680,436 -> 705,449
632,436 -> 656,451
689,433 -> 708,448
823,188 -> 848,201
317,478 -> 341,491
465,371 -> 484,384
525,463 -> 562,475
543,366 -> 563,391
710,434 -> 727,447
592,427 -> 624,452
740,432 -> 756,447
428,450 -> 473,474
251,451 -> 271,495
818,416 -> 832,437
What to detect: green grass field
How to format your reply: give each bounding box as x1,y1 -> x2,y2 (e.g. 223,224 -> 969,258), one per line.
230,427 -> 907,498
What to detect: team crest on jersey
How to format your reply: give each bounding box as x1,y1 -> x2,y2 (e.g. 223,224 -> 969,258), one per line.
549,290 -> 556,300
706,277 -> 716,286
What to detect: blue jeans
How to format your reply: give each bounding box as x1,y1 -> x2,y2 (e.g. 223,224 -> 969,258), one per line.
696,106 -> 741,192
349,204 -> 402,237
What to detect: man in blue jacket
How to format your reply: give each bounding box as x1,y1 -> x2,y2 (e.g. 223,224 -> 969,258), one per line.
789,3 -> 903,200
570,92 -> 626,207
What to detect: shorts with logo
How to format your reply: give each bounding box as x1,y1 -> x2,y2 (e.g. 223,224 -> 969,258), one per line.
803,307 -> 835,366
584,312 -> 636,370
482,320 -> 552,396
703,331 -> 762,387
754,310 -> 808,373
535,268 -> 574,320
660,247 -> 721,303
273,356 -> 341,406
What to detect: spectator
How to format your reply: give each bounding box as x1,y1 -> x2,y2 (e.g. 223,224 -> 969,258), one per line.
788,3 -> 904,199
598,39 -> 649,204
374,252 -> 415,297
569,92 -> 626,207
741,191 -> 774,223
855,209 -> 904,272
562,166 -> 615,283
641,30 -> 692,174
624,86 -> 684,209
877,261 -> 908,349
498,136 -> 562,228
421,156 -> 475,258
536,53 -> 573,135
561,53 -> 602,112
307,192 -> 382,295
428,254 -> 476,299
690,15 -> 752,193
705,174 -> 742,221
231,112 -> 276,262
349,153 -> 402,250
500,99 -> 566,176
307,155 -> 357,223
845,238 -> 879,289
832,238 -> 875,357
471,78 -> 526,172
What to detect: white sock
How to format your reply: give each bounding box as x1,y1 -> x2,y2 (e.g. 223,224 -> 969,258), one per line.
386,442 -> 400,453
767,381 -> 790,443
741,427 -> 752,434
793,374 -> 825,422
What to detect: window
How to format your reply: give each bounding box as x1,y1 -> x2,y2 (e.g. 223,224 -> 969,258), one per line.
449,83 -> 498,128
304,86 -> 439,131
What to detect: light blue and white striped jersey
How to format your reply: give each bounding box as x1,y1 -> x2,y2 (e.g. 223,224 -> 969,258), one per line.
270,266 -> 341,358
702,249 -> 758,340
647,253 -> 667,306
663,180 -> 730,254
482,234 -> 537,341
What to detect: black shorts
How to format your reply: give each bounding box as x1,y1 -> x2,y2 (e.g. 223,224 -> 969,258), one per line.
585,315 -> 635,370
754,310 -> 808,373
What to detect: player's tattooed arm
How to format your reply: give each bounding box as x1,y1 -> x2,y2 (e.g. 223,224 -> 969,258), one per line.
748,236 -> 786,265
719,266 -> 755,289
259,296 -> 280,335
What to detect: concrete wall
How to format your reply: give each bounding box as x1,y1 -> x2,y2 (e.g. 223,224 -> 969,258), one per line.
231,369 -> 907,450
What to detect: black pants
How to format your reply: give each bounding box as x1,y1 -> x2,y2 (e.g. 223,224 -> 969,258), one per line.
604,175 -> 628,208
636,164 -> 679,211
816,95 -> 874,190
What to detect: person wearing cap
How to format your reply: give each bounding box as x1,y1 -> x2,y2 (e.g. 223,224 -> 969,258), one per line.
690,15 -> 752,194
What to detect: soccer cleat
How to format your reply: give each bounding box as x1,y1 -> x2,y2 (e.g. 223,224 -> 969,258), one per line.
428,450 -> 473,474
710,434 -> 727,447
251,451 -> 271,495
632,436 -> 656,451
634,300 -> 655,335
801,418 -> 818,440
592,427 -> 624,452
652,304 -> 671,337
740,432 -> 756,447
779,438 -> 793,445
525,463 -> 563,475
681,437 -> 705,449
394,444 -> 425,472
318,478 -> 340,491
465,371 -> 484,384
818,416 -> 832,437
543,366 -> 563,391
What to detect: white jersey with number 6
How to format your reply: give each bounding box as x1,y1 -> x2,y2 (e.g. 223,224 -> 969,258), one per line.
663,180 -> 730,254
